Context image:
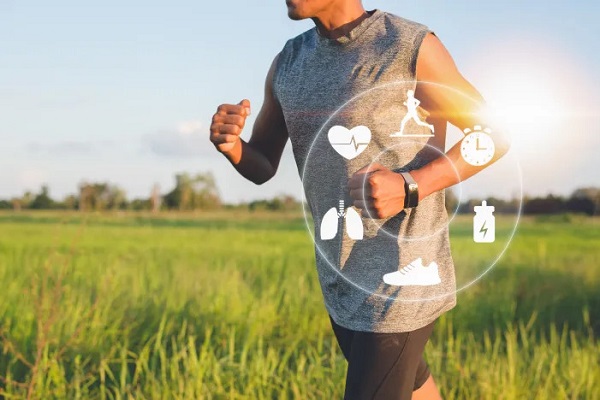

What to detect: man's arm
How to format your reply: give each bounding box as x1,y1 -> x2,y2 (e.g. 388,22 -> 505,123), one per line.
410,33 -> 510,200
349,33 -> 510,218
209,55 -> 289,185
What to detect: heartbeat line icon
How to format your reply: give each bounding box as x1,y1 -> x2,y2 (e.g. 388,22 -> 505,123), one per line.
328,125 -> 372,160
330,135 -> 370,151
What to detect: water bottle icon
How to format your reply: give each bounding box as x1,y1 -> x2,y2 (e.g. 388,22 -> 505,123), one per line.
473,200 -> 495,243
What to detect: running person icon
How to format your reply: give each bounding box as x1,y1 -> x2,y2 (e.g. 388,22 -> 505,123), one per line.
391,89 -> 435,137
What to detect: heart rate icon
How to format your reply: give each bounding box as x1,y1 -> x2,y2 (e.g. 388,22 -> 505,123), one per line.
327,125 -> 371,160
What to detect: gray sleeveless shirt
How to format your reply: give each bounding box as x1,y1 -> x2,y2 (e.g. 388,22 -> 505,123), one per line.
273,10 -> 457,333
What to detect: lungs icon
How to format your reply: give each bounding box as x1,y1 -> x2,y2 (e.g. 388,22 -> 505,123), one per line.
320,200 -> 364,241
320,207 -> 339,240
345,207 -> 363,240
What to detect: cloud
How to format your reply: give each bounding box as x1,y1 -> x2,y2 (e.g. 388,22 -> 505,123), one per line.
142,121 -> 213,157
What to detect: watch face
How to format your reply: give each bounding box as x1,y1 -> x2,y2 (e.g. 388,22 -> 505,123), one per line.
460,131 -> 496,166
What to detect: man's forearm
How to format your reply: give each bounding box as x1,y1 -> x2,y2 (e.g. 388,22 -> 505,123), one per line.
410,136 -> 511,201
223,139 -> 276,185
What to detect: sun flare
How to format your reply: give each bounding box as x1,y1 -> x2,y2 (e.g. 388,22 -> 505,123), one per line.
470,53 -> 585,159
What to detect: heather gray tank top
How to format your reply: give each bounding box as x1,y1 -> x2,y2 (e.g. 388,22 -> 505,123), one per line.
273,10 -> 457,333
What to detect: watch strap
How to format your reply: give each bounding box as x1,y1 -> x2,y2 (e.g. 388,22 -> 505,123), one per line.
399,172 -> 419,208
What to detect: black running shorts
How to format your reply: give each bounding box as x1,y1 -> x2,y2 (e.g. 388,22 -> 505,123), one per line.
329,316 -> 436,400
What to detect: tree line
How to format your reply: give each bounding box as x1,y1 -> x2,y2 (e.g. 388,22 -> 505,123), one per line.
446,188 -> 599,216
0,172 -> 301,213
0,172 -> 597,216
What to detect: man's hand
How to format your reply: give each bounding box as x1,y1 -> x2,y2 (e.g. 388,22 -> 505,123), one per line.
210,99 -> 251,154
349,163 -> 406,219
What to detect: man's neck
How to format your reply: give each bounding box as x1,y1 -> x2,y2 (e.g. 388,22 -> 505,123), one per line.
315,10 -> 370,40
311,1 -> 366,33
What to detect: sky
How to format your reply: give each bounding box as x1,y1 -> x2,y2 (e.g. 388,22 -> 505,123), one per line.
1,0 -> 599,203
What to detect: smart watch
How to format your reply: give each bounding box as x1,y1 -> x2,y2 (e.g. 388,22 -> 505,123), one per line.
399,171 -> 419,209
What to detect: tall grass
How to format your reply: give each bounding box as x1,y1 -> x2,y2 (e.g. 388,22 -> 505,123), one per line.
0,212 -> 598,399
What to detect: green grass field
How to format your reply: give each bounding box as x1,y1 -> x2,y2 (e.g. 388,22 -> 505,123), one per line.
0,211 -> 598,399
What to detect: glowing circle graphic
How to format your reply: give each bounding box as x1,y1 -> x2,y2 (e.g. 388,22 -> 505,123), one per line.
299,80 -> 523,302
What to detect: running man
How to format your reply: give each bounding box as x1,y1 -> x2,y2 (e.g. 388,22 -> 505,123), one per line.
209,1 -> 509,399
393,89 -> 435,136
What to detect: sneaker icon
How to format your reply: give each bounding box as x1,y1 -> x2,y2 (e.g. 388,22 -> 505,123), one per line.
383,258 -> 441,286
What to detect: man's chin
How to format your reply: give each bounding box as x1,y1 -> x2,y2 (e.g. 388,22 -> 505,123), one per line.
287,8 -> 307,20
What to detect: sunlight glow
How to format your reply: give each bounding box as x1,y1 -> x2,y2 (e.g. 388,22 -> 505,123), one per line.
483,70 -> 568,153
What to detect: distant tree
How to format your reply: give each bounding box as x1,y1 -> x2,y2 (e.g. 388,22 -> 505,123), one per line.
105,186 -> 127,210
567,187 -> 599,216
279,194 -> 302,211
30,185 -> 55,209
93,183 -> 110,210
78,182 -> 127,211
150,183 -> 162,213
21,191 -> 34,209
191,173 -> 222,210
9,192 -> 34,211
163,173 -> 191,210
566,197 -> 595,216
481,197 -> 521,214
248,200 -> 267,211
457,199 -> 482,214
164,172 -> 221,210
10,198 -> 22,211
248,195 -> 301,212
571,187 -> 600,201
503,198 -> 522,214
0,200 -> 12,209
60,194 -> 79,210
78,182 -> 95,211
129,198 -> 151,211
523,195 -> 566,215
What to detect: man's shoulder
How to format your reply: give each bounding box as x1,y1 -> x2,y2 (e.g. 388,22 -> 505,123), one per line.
281,27 -> 317,51
378,10 -> 430,34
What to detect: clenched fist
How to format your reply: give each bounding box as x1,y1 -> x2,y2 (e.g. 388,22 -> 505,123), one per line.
210,99 -> 251,154
349,163 -> 407,219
